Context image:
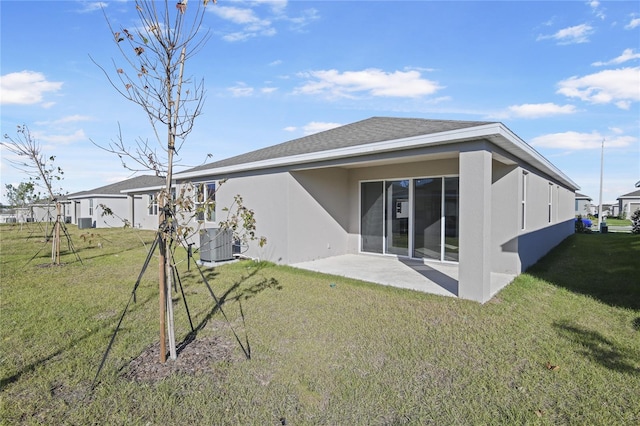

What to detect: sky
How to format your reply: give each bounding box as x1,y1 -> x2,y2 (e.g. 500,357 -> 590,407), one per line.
1,0 -> 639,205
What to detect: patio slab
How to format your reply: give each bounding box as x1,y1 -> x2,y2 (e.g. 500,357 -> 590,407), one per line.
292,253 -> 516,300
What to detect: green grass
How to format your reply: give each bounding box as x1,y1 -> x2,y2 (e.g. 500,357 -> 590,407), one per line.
1,224 -> 639,425
605,218 -> 632,226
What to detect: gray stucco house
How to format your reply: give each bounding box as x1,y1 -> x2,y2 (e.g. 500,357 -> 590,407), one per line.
617,189 -> 640,218
175,117 -> 579,303
574,193 -> 593,216
67,175 -> 165,229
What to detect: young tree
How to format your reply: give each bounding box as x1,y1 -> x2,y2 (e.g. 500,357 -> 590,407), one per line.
5,181 -> 40,207
94,0 -> 217,362
4,181 -> 40,228
2,125 -> 66,264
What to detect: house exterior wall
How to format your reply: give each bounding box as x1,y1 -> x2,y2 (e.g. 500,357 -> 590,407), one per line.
205,170 -> 350,264
619,198 -> 640,217
516,167 -> 575,272
491,161 -> 520,276
75,196 -> 135,228
575,198 -> 592,216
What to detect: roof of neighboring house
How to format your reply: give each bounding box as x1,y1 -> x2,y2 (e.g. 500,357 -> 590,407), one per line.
175,116 -> 579,190
68,175 -> 165,199
575,193 -> 591,199
617,189 -> 640,199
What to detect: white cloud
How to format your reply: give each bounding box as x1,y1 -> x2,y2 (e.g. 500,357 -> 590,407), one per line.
261,87 -> 278,94
507,103 -> 577,118
36,115 -> 92,126
34,129 -> 87,146
302,121 -> 342,136
531,130 -> 636,150
537,23 -> 594,44
592,49 -> 640,66
557,67 -> 640,109
283,126 -> 297,132
588,0 -> 605,20
227,82 -> 254,97
0,70 -> 63,105
625,17 -> 640,30
213,5 -> 275,41
294,68 -> 443,99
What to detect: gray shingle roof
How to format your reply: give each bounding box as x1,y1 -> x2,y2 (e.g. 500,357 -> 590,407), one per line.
68,175 -> 165,198
618,189 -> 640,198
182,117 -> 495,174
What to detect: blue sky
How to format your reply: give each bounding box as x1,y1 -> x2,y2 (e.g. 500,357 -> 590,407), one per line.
1,0 -> 639,205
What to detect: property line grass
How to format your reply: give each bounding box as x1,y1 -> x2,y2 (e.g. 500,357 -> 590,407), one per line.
1,224 -> 638,424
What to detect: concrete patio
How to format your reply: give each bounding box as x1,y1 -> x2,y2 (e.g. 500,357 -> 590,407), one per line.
292,253 -> 516,300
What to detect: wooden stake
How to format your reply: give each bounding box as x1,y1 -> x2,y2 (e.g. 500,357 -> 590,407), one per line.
158,192 -> 167,363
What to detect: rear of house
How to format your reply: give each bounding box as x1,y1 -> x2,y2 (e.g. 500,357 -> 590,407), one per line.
68,175 -> 165,229
176,117 -> 578,303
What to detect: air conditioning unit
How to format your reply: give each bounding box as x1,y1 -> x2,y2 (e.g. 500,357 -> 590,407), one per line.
78,217 -> 92,229
200,228 -> 234,262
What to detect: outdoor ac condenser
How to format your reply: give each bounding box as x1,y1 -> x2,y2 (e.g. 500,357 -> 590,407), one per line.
78,218 -> 92,229
200,228 -> 234,263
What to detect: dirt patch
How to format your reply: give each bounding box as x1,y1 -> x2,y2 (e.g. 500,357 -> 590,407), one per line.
122,335 -> 240,383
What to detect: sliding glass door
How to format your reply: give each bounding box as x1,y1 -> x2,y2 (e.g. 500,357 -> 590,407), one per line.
413,178 -> 442,260
360,177 -> 459,262
386,180 -> 409,256
361,181 -> 384,253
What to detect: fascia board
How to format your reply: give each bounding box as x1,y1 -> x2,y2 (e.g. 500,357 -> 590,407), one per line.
67,193 -> 126,200
120,184 -> 166,194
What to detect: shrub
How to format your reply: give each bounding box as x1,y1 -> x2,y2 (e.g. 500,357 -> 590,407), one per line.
631,209 -> 640,234
575,215 -> 591,233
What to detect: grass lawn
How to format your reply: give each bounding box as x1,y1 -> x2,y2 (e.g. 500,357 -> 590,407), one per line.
1,224 -> 638,424
605,217 -> 632,227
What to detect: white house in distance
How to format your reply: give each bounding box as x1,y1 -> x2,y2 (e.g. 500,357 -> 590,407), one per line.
174,117 -> 579,303
574,193 -> 593,216
617,189 -> 640,218
67,175 -> 165,229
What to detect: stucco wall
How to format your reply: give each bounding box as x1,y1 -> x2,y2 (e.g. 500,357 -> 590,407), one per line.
517,169 -> 575,271
491,162 -> 520,275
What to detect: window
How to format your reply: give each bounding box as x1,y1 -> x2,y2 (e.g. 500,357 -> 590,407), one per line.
89,199 -> 94,216
196,182 -> 216,221
521,172 -> 527,230
548,183 -> 553,223
148,193 -> 158,216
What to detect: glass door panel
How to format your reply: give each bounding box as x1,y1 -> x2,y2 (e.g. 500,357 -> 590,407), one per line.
361,181 -> 384,253
386,180 -> 409,256
444,177 -> 459,261
413,178 -> 442,259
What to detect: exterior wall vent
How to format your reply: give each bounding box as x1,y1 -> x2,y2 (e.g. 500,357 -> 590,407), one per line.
200,228 -> 234,262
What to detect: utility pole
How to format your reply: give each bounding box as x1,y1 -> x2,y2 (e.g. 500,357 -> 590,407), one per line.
598,138 -> 605,232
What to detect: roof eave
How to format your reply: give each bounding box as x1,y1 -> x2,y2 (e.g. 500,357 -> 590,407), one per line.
175,123 -> 579,190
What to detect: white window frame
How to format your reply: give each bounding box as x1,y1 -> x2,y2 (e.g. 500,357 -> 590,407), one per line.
521,172 -> 528,230
148,193 -> 158,216
196,182 -> 216,222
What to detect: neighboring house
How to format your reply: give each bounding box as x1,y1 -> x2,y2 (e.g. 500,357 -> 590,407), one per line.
175,117 -> 579,303
617,189 -> 640,218
575,193 -> 592,216
67,175 -> 165,229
